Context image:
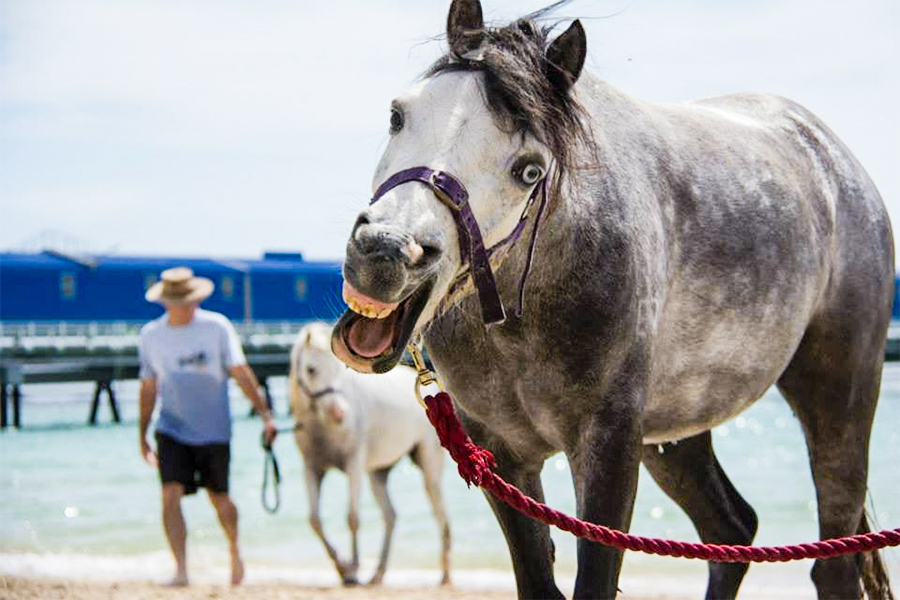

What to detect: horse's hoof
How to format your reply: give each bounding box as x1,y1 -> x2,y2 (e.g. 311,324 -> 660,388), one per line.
341,574 -> 360,587
367,574 -> 384,586
440,575 -> 452,587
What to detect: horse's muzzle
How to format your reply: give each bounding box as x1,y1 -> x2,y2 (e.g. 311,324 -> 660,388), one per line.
346,215 -> 439,305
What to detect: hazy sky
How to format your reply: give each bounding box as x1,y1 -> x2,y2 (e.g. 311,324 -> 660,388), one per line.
1,0 -> 898,262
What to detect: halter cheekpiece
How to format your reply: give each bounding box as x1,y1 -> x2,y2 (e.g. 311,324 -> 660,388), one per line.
370,166 -> 549,325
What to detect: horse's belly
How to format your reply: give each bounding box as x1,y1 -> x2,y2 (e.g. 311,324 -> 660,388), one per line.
363,400 -> 432,470
641,318 -> 805,444
642,374 -> 768,444
365,420 -> 423,470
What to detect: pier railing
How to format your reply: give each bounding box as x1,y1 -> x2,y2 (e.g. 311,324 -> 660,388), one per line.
0,320 -> 313,430
0,320 -> 309,351
3,319 -> 899,430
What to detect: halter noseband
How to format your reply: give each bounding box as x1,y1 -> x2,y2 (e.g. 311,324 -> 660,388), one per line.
370,166 -> 548,325
297,378 -> 339,407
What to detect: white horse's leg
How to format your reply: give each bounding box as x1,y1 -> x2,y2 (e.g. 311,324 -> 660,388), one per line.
305,465 -> 347,580
367,466 -> 396,585
414,441 -> 452,585
344,454 -> 363,585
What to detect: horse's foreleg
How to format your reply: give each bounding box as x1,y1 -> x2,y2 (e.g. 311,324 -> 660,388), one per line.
567,402 -> 643,600
641,431 -> 758,599
483,464 -> 563,600
305,466 -> 345,577
367,466 -> 396,585
461,416 -> 563,600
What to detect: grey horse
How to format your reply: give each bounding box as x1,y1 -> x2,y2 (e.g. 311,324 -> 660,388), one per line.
330,1 -> 894,598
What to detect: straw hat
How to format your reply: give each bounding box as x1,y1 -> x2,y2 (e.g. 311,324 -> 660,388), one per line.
145,267 -> 214,305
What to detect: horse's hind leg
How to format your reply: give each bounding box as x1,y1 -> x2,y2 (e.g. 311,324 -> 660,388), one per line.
411,440 -> 452,585
642,432 -> 758,599
777,318 -> 886,599
367,466 -> 396,585
344,455 -> 364,585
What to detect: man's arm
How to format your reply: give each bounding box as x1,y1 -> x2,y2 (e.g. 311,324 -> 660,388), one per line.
139,378 -> 158,465
230,364 -> 278,445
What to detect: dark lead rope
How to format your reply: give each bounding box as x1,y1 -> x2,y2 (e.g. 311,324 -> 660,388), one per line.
261,426 -> 299,514
262,382 -> 341,513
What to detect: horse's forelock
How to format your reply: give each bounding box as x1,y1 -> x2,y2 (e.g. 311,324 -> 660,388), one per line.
425,15 -> 591,197
299,322 -> 334,354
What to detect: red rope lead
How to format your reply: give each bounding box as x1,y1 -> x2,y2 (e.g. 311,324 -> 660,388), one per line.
424,391 -> 900,563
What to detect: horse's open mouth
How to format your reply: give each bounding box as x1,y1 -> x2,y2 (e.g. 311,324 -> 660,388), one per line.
332,280 -> 434,374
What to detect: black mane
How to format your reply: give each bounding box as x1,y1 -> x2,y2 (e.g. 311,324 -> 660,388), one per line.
424,15 -> 592,194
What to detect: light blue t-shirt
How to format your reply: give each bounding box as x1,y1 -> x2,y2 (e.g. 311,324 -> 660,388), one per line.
139,309 -> 246,445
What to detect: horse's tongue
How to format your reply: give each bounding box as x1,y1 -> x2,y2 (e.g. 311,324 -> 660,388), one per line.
348,312 -> 398,358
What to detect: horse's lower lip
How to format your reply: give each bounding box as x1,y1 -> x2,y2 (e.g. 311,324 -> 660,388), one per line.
332,279 -> 434,374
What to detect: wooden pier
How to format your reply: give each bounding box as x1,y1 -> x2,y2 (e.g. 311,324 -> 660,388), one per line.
0,326 -> 299,429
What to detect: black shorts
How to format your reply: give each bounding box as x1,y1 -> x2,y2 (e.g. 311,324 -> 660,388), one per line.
155,432 -> 230,495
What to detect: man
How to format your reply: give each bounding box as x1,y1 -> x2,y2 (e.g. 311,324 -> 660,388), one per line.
138,267 -> 277,586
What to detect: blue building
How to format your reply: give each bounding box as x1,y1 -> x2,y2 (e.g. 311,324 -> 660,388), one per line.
0,251 -> 345,325
895,275 -> 900,320
2,250 -> 898,324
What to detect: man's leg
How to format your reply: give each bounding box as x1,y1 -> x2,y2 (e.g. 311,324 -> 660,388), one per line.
161,482 -> 188,586
208,491 -> 243,585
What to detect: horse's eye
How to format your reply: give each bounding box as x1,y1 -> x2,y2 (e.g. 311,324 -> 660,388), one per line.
389,108 -> 404,134
517,163 -> 544,186
306,365 -> 317,377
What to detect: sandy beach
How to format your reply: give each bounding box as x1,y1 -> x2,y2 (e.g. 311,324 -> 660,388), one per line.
0,576 -> 513,600
0,576 -> 691,600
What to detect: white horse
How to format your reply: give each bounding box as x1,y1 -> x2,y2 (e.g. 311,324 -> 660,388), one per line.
288,321 -> 451,586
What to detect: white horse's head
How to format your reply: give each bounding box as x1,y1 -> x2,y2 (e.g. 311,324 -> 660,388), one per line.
290,321 -> 349,424
332,0 -> 588,373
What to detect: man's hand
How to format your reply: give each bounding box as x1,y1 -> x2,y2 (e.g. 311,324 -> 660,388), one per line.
141,437 -> 158,466
262,416 -> 278,448
138,378 -> 158,466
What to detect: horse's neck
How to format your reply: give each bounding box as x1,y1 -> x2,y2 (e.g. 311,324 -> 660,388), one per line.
584,72 -> 661,134
441,76 -> 655,330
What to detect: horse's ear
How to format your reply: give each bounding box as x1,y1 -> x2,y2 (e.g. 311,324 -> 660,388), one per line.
545,20 -> 587,93
304,330 -> 312,347
447,0 -> 484,57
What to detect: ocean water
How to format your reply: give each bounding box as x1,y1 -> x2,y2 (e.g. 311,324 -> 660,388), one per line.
1,365 -> 898,597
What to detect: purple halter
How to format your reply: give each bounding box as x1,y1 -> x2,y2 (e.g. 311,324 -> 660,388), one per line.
370,166 -> 548,325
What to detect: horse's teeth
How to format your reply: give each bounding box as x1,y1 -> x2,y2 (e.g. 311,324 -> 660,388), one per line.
343,288 -> 394,319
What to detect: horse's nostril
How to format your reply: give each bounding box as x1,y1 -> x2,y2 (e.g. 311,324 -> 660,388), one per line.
403,241 -> 442,267
352,213 -> 371,239
422,244 -> 441,262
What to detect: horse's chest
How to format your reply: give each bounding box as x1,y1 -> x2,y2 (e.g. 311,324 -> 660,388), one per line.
427,321 -> 576,457
296,426 -> 355,471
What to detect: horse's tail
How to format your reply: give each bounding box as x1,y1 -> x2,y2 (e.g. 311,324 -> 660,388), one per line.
857,509 -> 894,600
